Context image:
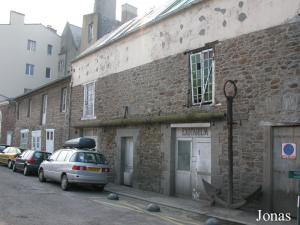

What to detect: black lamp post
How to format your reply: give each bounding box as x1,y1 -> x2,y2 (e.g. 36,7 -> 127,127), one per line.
223,80 -> 237,205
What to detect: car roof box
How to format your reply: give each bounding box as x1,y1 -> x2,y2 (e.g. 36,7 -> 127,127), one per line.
63,137 -> 96,149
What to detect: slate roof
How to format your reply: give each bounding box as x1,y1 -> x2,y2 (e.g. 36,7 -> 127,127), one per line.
69,23 -> 82,49
74,0 -> 200,61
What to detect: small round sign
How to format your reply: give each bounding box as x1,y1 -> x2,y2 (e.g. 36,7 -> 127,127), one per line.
283,144 -> 295,156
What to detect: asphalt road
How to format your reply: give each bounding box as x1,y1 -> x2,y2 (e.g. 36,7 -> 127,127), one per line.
0,165 -> 240,225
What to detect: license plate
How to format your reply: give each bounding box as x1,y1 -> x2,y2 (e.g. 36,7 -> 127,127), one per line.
87,167 -> 100,172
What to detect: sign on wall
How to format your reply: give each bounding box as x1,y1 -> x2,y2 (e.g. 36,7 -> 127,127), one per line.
282,143 -> 296,160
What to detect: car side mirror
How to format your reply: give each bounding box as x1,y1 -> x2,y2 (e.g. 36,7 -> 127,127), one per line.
46,158 -> 53,162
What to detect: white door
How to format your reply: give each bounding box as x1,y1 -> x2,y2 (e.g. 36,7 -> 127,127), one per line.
46,129 -> 55,153
32,130 -> 41,151
191,138 -> 211,200
175,139 -> 192,196
124,137 -> 134,186
6,131 -> 13,145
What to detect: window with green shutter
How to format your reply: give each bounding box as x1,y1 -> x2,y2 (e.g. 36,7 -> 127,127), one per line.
190,49 -> 214,105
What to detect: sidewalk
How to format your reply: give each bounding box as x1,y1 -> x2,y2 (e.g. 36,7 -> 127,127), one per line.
105,183 -> 296,225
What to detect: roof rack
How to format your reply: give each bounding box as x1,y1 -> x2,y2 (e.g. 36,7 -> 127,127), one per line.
63,137 -> 96,149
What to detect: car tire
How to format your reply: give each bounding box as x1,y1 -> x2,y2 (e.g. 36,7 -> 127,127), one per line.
38,169 -> 46,182
93,185 -> 105,192
61,174 -> 69,191
8,160 -> 12,169
12,163 -> 16,172
23,166 -> 29,176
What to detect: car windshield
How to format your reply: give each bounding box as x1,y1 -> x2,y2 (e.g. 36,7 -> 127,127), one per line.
74,152 -> 106,164
2,148 -> 9,153
0,146 -> 7,152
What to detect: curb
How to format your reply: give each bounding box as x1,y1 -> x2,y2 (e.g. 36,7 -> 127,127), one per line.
105,188 -> 256,225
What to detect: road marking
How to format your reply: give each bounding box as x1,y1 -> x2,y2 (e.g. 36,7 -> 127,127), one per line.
93,200 -> 183,225
92,199 -> 202,225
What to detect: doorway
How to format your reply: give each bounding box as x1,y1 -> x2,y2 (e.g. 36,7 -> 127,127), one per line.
121,137 -> 134,186
175,139 -> 192,196
272,126 -> 300,217
6,131 -> 13,145
46,129 -> 55,153
32,130 -> 41,151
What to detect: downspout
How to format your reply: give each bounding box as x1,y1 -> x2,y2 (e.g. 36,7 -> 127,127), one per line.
67,78 -> 73,140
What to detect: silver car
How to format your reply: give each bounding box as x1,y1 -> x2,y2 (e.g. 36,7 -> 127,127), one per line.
38,149 -> 110,191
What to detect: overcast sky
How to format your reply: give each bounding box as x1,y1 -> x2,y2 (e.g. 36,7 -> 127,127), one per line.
0,0 -> 166,34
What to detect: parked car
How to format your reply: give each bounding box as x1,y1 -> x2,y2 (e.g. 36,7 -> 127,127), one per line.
0,144 -> 10,153
38,138 -> 110,191
12,150 -> 51,176
0,147 -> 23,168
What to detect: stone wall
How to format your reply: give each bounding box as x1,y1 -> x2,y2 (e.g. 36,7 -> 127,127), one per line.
71,21 -> 300,202
14,78 -> 71,151
0,102 -> 16,144
213,21 -> 300,200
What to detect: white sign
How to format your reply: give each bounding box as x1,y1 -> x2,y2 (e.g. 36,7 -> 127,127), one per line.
281,143 -> 296,160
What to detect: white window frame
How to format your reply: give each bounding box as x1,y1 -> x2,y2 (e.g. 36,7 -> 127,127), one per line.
42,95 -> 48,125
25,64 -> 34,76
58,60 -> 65,73
61,87 -> 67,113
190,49 -> 215,105
20,129 -> 29,149
82,81 -> 96,120
27,40 -> 36,51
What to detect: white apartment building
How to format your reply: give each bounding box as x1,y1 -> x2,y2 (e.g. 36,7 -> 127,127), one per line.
0,11 -> 61,98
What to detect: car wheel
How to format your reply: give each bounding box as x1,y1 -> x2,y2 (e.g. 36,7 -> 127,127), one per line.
93,185 -> 105,192
23,166 -> 29,176
38,169 -> 46,182
7,160 -> 12,169
12,163 -> 16,172
61,175 -> 69,191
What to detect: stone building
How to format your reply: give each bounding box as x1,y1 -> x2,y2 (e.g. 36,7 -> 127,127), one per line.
58,23 -> 82,77
11,76 -> 71,153
70,0 -> 300,215
0,100 -> 16,145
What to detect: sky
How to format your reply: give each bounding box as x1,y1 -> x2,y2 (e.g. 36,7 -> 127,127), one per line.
0,0 -> 166,34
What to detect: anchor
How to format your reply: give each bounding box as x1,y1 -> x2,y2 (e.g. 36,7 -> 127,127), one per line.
202,80 -> 262,209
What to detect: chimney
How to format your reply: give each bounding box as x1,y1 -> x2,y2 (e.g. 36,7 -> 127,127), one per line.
94,0 -> 116,20
121,3 -> 137,23
10,11 -> 25,25
47,25 -> 57,34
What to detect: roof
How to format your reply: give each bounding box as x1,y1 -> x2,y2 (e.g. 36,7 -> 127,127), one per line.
74,0 -> 201,61
69,23 -> 82,49
14,76 -> 71,100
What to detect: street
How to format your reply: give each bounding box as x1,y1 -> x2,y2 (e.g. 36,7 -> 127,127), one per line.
0,165 -> 240,225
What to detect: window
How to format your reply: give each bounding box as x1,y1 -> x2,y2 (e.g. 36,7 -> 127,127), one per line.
27,40 -> 36,51
58,60 -> 65,73
25,64 -> 34,75
88,23 -> 94,43
49,150 -> 61,161
45,67 -> 51,78
56,151 -> 70,162
47,44 -> 53,55
60,87 -> 67,112
20,129 -> 29,149
27,99 -> 31,117
83,82 -> 95,119
41,95 -> 47,125
190,49 -> 214,105
177,140 -> 191,171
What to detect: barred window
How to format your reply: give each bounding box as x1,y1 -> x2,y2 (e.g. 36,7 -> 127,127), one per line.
83,82 -> 95,119
190,49 -> 214,105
